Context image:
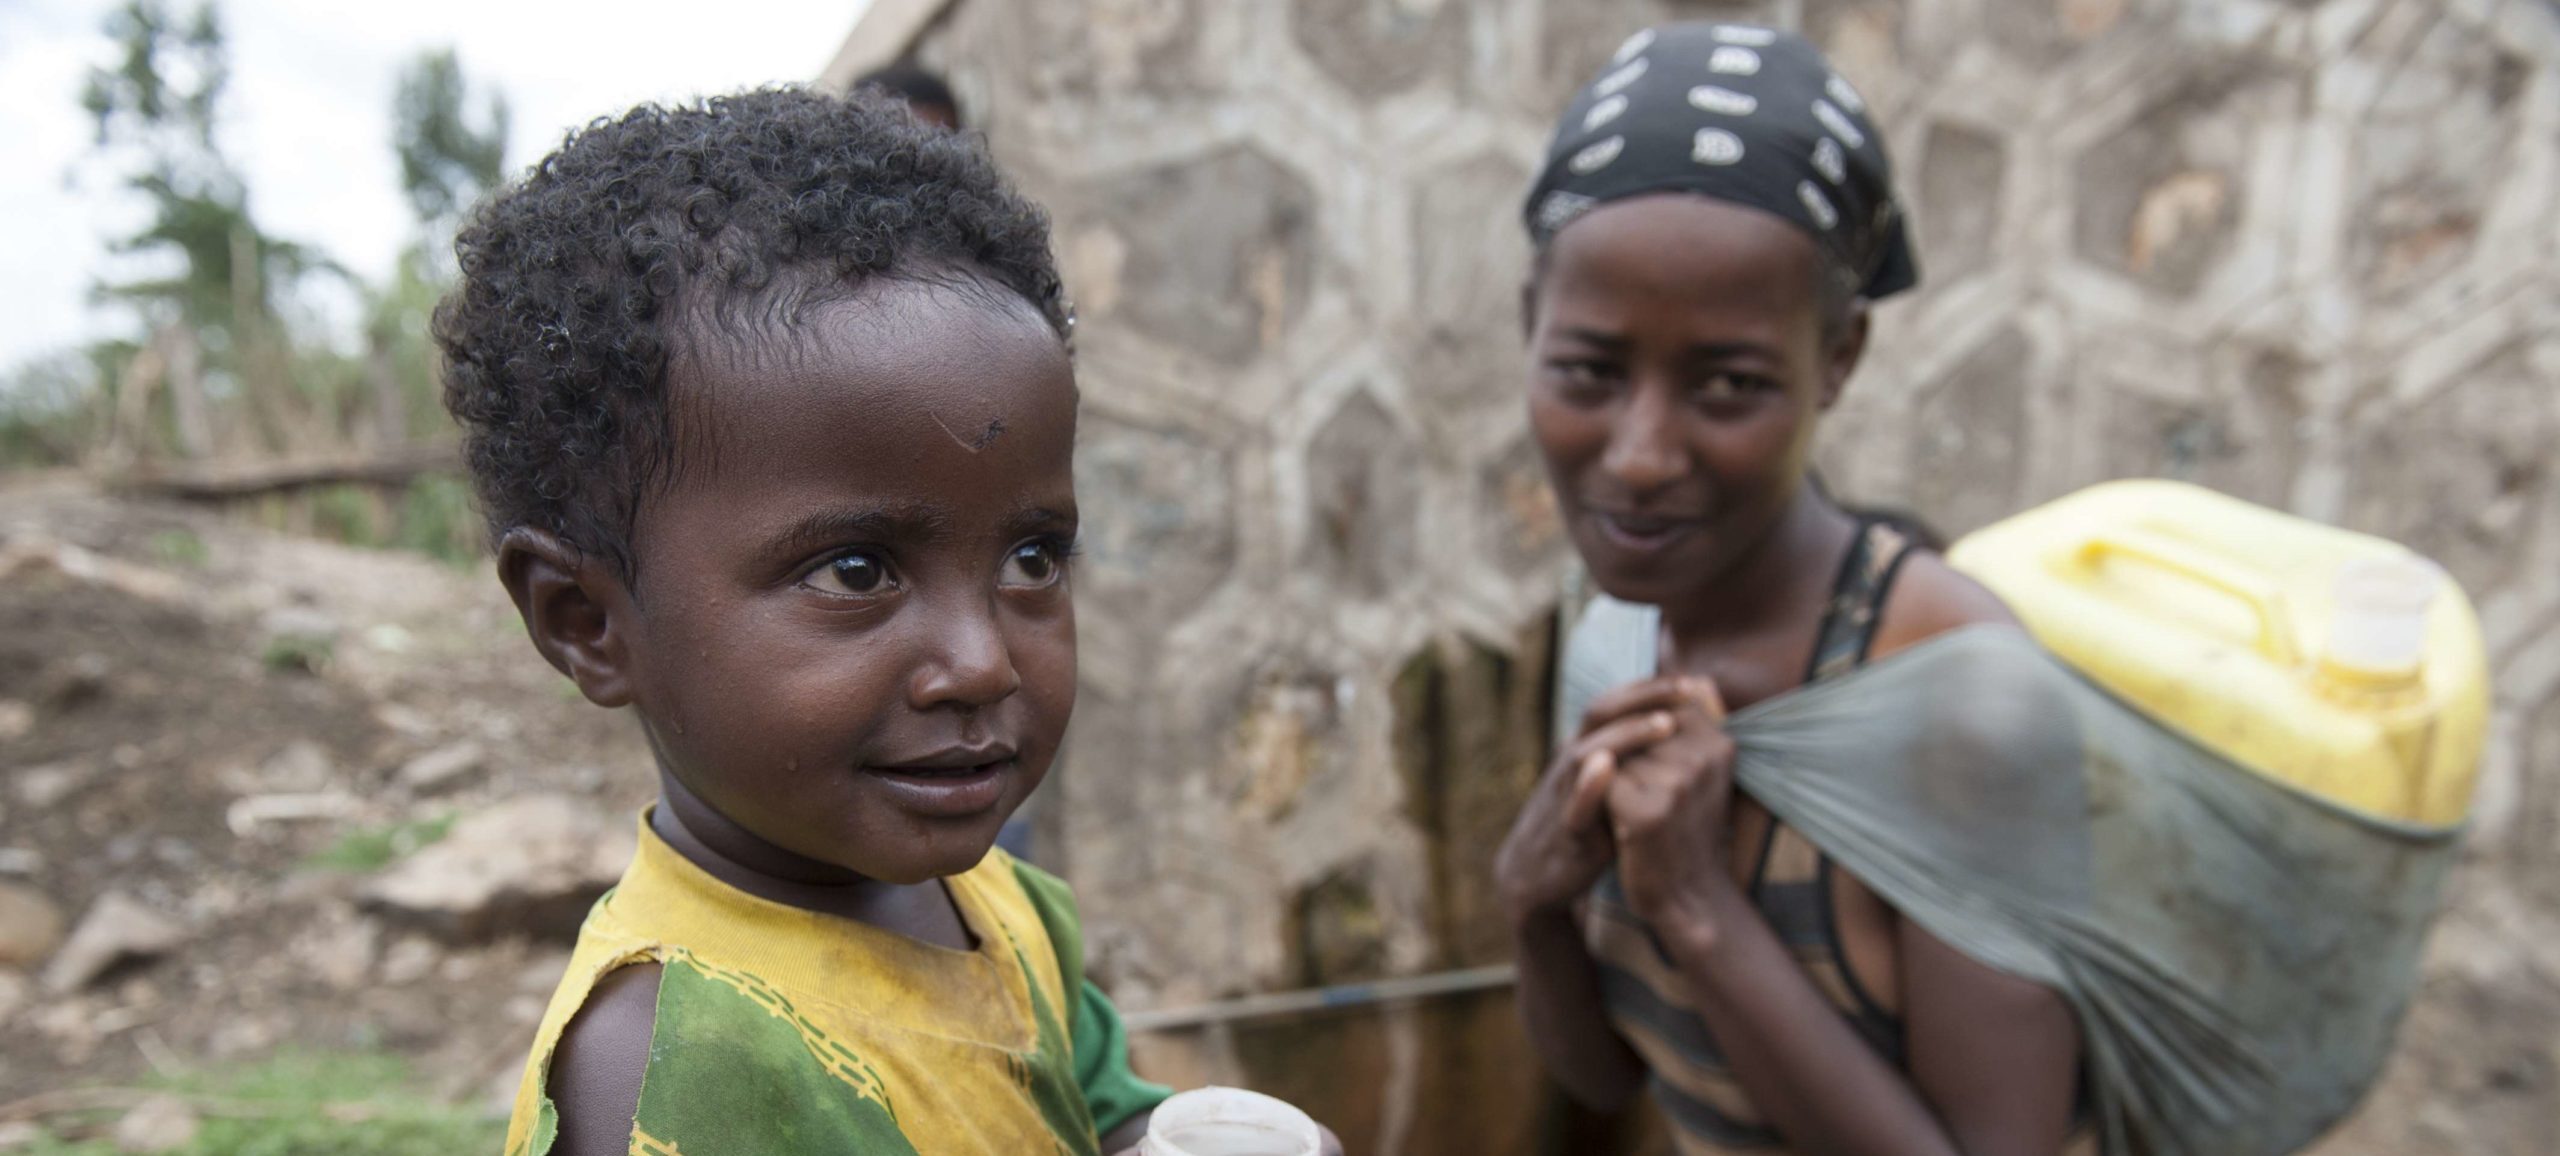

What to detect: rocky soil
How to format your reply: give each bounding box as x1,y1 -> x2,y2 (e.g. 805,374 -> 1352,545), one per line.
0,480 -> 651,1118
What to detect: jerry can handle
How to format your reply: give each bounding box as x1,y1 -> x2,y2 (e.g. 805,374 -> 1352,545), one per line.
2079,530 -> 2303,666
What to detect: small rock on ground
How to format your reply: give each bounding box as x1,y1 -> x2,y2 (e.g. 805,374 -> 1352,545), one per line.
41,892 -> 189,995
253,740 -> 334,793
0,968 -> 30,1025
0,882 -> 64,968
112,1094 -> 199,1153
12,761 -> 90,809
361,794 -> 634,944
398,741 -> 487,793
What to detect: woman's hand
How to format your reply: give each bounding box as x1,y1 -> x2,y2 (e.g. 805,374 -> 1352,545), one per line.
1494,705 -> 1683,925
1584,676 -> 1737,957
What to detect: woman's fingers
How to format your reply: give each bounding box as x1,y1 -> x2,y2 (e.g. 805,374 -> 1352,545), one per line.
1576,677 -> 1689,735
1562,750 -> 1615,832
1565,709 -> 1678,766
1678,675 -> 1728,723
1578,675 -> 1727,735
1605,759 -> 1668,830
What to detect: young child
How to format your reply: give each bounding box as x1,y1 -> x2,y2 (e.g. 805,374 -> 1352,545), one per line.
439,88 -> 1177,1155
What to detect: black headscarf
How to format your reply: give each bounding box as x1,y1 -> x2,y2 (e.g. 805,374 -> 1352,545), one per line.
1523,22 -> 1919,300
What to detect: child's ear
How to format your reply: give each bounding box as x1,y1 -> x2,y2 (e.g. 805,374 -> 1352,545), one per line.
495,528 -> 639,709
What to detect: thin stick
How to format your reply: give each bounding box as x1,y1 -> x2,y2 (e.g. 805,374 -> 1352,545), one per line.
1121,964 -> 1517,1034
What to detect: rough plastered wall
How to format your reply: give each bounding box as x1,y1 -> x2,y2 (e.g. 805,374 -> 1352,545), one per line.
859,0 -> 2560,1151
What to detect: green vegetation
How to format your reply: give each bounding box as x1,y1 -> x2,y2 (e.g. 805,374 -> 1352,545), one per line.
14,1050 -> 503,1155
393,474 -> 483,567
8,3 -> 511,566
258,632 -> 332,675
309,485 -> 385,549
302,812 -> 456,873
148,528 -> 210,568
0,351 -> 108,469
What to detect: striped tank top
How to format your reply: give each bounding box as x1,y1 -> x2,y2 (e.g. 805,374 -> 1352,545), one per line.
1584,518 -> 1915,1153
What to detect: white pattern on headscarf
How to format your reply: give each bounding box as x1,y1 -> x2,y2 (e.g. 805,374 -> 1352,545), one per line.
1812,99 -> 1866,149
1570,135 -> 1626,175
1694,128 -> 1746,166
1709,46 -> 1762,76
1812,137 -> 1846,184
1595,57 -> 1650,98
1537,190 -> 1599,235
1826,73 -> 1867,114
1688,85 -> 1758,116
1585,94 -> 1631,132
1615,28 -> 1658,64
1798,180 -> 1840,229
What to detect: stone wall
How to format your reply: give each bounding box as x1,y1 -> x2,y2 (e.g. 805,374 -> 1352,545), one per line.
845,0 -> 2560,1151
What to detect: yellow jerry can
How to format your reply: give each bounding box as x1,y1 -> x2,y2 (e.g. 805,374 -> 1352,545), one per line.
1948,479 -> 2490,827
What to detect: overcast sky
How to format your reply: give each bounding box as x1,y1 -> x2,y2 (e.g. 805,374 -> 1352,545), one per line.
0,0 -> 872,373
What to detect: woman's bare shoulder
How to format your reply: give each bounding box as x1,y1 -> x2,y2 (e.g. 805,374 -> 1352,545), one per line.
1870,549 -> 2017,660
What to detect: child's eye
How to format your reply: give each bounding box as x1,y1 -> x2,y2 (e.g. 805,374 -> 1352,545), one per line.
803,551 -> 899,597
999,539 -> 1073,590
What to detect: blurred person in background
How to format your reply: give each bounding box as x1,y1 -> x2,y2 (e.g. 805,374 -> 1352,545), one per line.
855,61 -> 963,130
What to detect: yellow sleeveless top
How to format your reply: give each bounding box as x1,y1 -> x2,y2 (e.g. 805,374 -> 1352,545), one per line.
504,814 -> 1166,1155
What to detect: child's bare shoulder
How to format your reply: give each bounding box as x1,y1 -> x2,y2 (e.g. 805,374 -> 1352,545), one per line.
545,962 -> 662,1156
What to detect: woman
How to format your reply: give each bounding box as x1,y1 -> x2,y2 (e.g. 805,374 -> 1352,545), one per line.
1493,24 -> 2086,1156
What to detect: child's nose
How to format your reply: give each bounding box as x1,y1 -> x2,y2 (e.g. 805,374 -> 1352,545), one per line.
909,601 -> 1023,710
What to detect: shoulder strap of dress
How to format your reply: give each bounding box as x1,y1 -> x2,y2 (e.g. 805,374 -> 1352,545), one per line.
1803,518 -> 1917,684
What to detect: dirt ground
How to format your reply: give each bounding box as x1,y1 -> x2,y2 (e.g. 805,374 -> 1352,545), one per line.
0,479 -> 2553,1151
0,480 -> 652,1109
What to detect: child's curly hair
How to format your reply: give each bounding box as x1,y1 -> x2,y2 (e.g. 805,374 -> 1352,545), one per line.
435,87 -> 1069,582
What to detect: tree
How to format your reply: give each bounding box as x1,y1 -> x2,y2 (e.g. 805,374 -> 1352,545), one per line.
83,0 -> 337,460
394,49 -> 511,233
366,49 -> 511,446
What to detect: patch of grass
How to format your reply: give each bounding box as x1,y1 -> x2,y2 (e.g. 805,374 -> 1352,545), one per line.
309,485 -> 386,550
149,529 -> 209,569
302,812 -> 455,873
0,350 -> 102,470
259,634 -> 333,675
391,473 -> 482,568
14,1050 -> 502,1156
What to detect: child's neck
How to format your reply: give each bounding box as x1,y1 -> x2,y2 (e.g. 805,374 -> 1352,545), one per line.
650,776 -> 975,951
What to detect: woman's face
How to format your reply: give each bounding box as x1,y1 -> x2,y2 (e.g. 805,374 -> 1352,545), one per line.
1524,194 -> 1858,607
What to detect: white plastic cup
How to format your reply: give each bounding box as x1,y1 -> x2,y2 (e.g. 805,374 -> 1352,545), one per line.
1138,1087 -> 1322,1156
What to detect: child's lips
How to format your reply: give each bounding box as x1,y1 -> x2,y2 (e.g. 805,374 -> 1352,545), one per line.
862,758 -> 1015,818
880,740 -> 1019,770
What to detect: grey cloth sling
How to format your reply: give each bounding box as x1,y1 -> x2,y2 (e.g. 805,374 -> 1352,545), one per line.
1560,596 -> 2462,1156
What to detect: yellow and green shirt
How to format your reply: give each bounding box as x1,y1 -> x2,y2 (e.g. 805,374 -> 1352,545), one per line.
505,816 -> 1170,1154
